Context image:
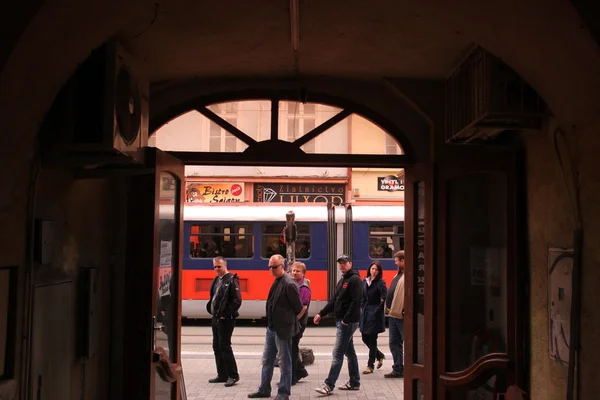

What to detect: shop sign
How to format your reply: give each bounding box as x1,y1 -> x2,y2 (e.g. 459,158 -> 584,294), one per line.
377,175 -> 404,191
254,183 -> 346,205
186,182 -> 245,203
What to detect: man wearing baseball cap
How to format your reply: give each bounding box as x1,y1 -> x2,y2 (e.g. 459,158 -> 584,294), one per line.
313,254 -> 363,395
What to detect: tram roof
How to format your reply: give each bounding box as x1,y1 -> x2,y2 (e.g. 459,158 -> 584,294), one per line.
181,205 -> 404,222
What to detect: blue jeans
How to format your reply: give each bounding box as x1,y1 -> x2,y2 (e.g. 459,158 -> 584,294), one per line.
324,321 -> 360,389
258,328 -> 293,397
388,317 -> 404,373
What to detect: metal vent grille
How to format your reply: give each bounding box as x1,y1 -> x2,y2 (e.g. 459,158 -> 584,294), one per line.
445,46 -> 544,143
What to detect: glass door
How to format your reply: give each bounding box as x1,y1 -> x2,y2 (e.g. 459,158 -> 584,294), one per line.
153,167 -> 182,400
436,151 -> 525,399
124,148 -> 184,400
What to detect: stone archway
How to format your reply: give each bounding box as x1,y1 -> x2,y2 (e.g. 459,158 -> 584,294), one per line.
3,2 -> 600,399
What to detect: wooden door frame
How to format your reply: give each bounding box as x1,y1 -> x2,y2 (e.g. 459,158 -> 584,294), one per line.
404,163 -> 435,400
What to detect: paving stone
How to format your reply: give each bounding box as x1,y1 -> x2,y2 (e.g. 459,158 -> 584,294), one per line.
181,325 -> 403,399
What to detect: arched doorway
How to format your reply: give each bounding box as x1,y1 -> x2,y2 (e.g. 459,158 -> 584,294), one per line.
130,95 -> 416,400
126,93 -> 526,400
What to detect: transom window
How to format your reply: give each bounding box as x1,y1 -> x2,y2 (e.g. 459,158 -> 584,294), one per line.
284,101 -> 317,153
149,99 -> 404,157
386,134 -> 402,155
369,223 -> 404,258
207,103 -> 239,152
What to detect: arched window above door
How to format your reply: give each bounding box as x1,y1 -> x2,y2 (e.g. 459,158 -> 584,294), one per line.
149,99 -> 404,157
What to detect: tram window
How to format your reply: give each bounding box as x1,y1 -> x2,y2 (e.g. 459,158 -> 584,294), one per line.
261,224 -> 311,259
369,224 -> 404,258
189,224 -> 254,258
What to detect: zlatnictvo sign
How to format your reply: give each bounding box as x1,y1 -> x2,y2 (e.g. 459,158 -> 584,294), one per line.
254,183 -> 346,205
377,175 -> 405,191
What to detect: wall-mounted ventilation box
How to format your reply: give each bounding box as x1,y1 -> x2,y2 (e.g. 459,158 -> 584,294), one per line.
41,40 -> 149,167
445,46 -> 545,144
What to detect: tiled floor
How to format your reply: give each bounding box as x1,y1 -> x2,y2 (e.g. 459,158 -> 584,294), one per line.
181,325 -> 404,399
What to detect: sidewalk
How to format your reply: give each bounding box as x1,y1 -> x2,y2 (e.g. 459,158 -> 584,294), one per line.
181,325 -> 404,399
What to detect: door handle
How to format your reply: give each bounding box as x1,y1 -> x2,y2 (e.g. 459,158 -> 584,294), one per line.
153,347 -> 181,383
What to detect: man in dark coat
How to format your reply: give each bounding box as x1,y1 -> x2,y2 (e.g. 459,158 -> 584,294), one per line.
248,255 -> 303,400
206,256 -> 242,387
314,254 -> 363,396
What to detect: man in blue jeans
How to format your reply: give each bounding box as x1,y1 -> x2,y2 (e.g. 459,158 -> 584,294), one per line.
384,250 -> 405,378
314,254 -> 363,396
248,255 -> 303,400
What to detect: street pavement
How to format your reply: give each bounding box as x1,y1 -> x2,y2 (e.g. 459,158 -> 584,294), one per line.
180,324 -> 404,399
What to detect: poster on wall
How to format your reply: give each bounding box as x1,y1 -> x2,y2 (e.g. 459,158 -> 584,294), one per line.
186,182 -> 245,203
469,247 -> 501,287
377,175 -> 405,191
253,183 -> 346,204
160,175 -> 177,200
548,247 -> 574,366
159,240 -> 172,297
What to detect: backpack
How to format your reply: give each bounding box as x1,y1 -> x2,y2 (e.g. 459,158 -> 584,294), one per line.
300,347 -> 315,365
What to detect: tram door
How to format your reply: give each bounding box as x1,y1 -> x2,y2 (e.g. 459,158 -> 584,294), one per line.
325,205 -> 353,298
124,148 -> 185,400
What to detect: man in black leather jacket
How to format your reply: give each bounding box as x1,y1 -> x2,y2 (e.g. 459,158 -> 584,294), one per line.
314,254 -> 363,395
206,256 -> 242,387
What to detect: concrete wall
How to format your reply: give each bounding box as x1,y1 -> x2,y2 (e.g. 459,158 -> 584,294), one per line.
521,119 -> 600,398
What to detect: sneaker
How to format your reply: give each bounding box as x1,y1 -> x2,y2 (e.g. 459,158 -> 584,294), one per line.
224,377 -> 239,387
384,370 -> 404,378
315,384 -> 333,395
338,381 -> 360,390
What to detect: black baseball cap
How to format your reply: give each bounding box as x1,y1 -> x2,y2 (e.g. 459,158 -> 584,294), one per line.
337,254 -> 351,263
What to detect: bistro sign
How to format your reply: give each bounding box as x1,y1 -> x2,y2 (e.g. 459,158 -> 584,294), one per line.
186,182 -> 245,203
254,183 -> 346,205
377,175 -> 404,192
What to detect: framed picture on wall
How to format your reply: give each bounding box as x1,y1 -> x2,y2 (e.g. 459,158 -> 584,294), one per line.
0,266 -> 17,379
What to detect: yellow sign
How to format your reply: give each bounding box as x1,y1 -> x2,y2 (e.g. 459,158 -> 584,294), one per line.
185,182 -> 245,203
